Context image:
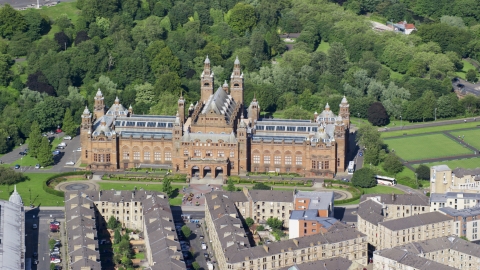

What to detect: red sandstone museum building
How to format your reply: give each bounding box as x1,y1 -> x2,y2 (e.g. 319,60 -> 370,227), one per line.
80,57 -> 350,182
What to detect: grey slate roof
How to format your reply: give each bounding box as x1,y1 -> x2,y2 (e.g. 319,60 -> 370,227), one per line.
0,200 -> 25,270
432,165 -> 451,172
439,206 -> 480,217
397,235 -> 480,257
357,199 -> 384,225
374,247 -> 457,270
452,167 -> 480,178
430,192 -> 480,203
295,191 -> 334,210
360,194 -> 430,206
248,190 -> 294,202
277,257 -> 354,270
182,130 -> 237,143
201,87 -> 237,122
82,190 -> 159,203
142,195 -> 185,270
289,210 -> 339,229
380,212 -> 452,231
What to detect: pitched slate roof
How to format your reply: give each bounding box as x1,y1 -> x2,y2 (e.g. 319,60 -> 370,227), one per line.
357,199 -> 384,225
374,247 -> 456,270
360,194 -> 430,206
397,236 -> 480,257
201,87 -> 237,122
380,212 -> 452,231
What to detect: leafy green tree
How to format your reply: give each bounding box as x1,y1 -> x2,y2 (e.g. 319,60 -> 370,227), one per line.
421,90 -> 437,121
356,124 -> 383,166
114,229 -> 122,244
28,121 -> 43,158
351,168 -> 377,188
367,102 -> 389,126
50,263 -> 56,270
226,3 -> 256,34
134,83 -> 156,105
31,96 -> 66,131
415,165 -> 430,180
466,69 -> 478,82
327,42 -> 348,78
0,167 -> 28,185
252,183 -> 271,190
0,4 -> 27,39
37,137 -> 54,167
62,108 -> 77,137
382,153 -> 404,175
282,106 -> 311,120
192,262 -> 200,270
257,225 -> 265,231
162,178 -> 173,197
245,217 -> 254,227
226,179 -> 236,192
107,215 -> 119,230
168,2 -> 192,30
266,217 -> 283,229
181,225 -> 191,238
437,94 -> 463,118
0,54 -> 14,87
24,10 -> 50,40
381,82 -> 410,119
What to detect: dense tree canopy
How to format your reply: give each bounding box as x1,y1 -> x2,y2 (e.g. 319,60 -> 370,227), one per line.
351,168 -> 377,188
0,0 -> 478,150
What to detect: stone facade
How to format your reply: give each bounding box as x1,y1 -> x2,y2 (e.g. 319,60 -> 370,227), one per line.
357,196 -> 453,250
205,191 -> 368,270
394,236 -> 480,270
373,247 -> 457,270
439,206 -> 480,241
80,57 -> 350,181
430,192 -> 480,212
430,165 -> 480,194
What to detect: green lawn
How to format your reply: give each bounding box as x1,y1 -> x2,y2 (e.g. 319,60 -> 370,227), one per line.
450,129 -> 480,150
0,173 -> 63,206
97,183 -> 185,206
32,2 -> 81,23
413,157 -> 480,170
381,122 -> 480,138
456,59 -> 478,80
317,41 -> 330,54
337,185 -> 404,205
385,134 -> 471,161
134,252 -> 145,260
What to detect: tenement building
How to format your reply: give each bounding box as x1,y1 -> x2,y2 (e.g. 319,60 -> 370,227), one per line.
360,194 -> 430,220
80,57 -> 350,181
0,187 -> 25,270
395,236 -> 480,269
357,195 -> 453,250
205,191 -> 368,270
439,206 -> 480,241
65,190 -> 185,270
373,247 -> 457,270
430,192 -> 480,211
430,165 -> 480,193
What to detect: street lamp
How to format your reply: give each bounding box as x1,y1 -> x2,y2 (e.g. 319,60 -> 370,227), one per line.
414,173 -> 418,189
435,108 -> 437,121
400,115 -> 402,128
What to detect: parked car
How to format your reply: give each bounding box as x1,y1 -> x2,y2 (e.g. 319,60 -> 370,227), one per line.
77,147 -> 82,151
54,266 -> 63,270
199,235 -> 204,239
52,247 -> 60,252
65,161 -> 75,165
35,164 -> 40,169
457,83 -> 465,88
201,242 -> 207,250
64,136 -> 72,140
51,221 -> 60,226
33,259 -> 39,265
58,142 -> 67,147
56,146 -> 65,150
33,251 -> 38,257
32,224 -> 37,229
359,152 -> 363,157
204,253 -> 209,259
19,151 -> 26,155
51,258 -> 61,264
52,150 -> 60,155
14,164 -> 20,169
50,251 -> 60,256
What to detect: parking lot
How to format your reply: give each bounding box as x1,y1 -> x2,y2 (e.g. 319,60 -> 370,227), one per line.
175,219 -> 213,270
25,209 -> 66,270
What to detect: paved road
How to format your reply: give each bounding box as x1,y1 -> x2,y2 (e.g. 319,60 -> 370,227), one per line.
381,117 -> 480,132
454,78 -> 480,97
1,0 -> 75,9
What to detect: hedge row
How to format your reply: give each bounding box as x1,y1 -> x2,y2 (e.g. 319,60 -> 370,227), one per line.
43,171 -> 93,198
324,179 -> 364,205
228,176 -> 313,186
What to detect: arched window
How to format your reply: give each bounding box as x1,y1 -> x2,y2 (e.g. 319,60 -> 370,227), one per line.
253,149 -> 260,164
295,151 -> 303,166
274,150 -> 282,165
263,150 -> 271,164
154,147 -> 161,161
132,146 -> 140,160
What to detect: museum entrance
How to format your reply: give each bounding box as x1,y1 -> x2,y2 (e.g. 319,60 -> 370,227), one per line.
203,166 -> 212,178
191,166 -> 200,178
215,166 -> 223,179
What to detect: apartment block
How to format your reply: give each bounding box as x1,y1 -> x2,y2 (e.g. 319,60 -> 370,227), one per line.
278,257 -> 364,270
360,194 -> 430,220
242,188 -> 295,226
294,191 -> 334,217
430,192 -> 480,211
65,192 -> 102,270
439,206 -> 480,241
373,247 -> 457,270
357,196 -> 453,250
396,236 -> 480,269
288,210 -> 340,239
205,191 -> 368,270
65,190 -> 185,270
430,165 -> 480,193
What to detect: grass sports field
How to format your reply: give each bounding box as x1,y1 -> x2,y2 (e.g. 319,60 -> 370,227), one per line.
381,122 -> 480,138
414,157 -> 480,170
385,134 -> 471,161
450,129 -> 480,150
